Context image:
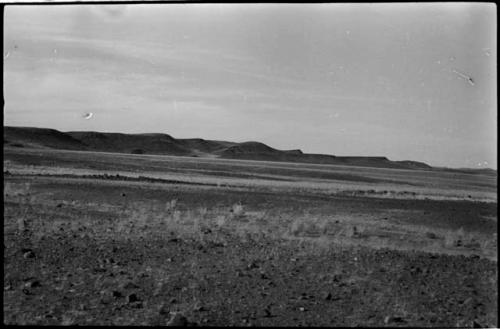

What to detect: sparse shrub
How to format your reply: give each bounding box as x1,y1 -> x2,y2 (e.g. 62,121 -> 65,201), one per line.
131,149 -> 144,154
172,210 -> 182,223
290,219 -> 305,236
215,215 -> 227,227
198,207 -> 208,218
443,227 -> 467,248
230,203 -> 244,217
444,232 -> 457,247
344,225 -> 356,238
165,199 -> 177,212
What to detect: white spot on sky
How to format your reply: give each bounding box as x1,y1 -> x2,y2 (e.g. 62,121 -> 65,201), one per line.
83,112 -> 93,120
4,52 -> 10,60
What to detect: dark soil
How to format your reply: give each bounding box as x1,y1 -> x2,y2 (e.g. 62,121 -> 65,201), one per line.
4,229 -> 497,327
3,175 -> 498,327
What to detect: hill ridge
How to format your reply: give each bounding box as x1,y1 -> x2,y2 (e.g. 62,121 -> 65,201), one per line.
3,125 -> 442,171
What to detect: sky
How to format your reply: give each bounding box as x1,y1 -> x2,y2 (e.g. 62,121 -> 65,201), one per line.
3,3 -> 497,169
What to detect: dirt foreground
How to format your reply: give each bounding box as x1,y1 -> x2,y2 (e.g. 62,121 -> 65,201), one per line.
3,149 -> 498,327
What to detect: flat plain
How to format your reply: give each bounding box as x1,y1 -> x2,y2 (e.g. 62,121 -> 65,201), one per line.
3,146 -> 498,326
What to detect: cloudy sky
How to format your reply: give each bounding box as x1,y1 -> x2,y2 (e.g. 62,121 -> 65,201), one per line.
3,3 -> 496,169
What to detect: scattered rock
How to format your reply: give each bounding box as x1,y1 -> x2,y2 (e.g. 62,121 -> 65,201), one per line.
425,232 -> 438,239
126,293 -> 140,303
122,282 -> 140,290
167,313 -> 188,326
100,290 -> 114,304
323,292 -> 333,300
299,307 -> 306,312
121,193 -> 126,197
56,203 -> 63,208
159,303 -> 170,316
24,280 -> 41,288
112,290 -> 123,298
247,261 -> 259,270
384,316 -> 407,324
194,304 -> 208,312
22,250 -> 35,259
130,301 -> 143,308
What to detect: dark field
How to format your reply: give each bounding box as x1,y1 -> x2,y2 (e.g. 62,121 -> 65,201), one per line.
3,147 -> 498,326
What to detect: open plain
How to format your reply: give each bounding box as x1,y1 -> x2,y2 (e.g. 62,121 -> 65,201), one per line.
3,146 -> 498,326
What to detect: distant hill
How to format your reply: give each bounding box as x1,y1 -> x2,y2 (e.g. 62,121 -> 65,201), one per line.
66,131 -> 191,156
3,127 -> 88,150
4,125 -> 444,171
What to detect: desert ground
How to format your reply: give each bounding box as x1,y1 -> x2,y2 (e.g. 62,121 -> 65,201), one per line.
3,146 -> 498,326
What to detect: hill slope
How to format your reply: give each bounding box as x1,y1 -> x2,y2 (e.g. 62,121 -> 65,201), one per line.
4,127 -> 88,150
3,126 -> 441,171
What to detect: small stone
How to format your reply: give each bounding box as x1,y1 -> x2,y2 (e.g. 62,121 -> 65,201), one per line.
247,261 -> 259,270
425,232 -> 438,239
122,282 -> 140,290
159,304 -> 170,315
167,313 -> 188,326
126,293 -> 140,303
100,291 -> 114,304
112,290 -> 123,298
23,250 -> 35,259
56,203 -> 63,208
194,304 -> 207,312
299,307 -> 306,312
24,280 -> 42,288
323,292 -> 333,300
385,316 -> 406,324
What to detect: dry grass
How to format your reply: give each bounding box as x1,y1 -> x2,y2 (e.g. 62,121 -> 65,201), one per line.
4,177 -> 496,262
